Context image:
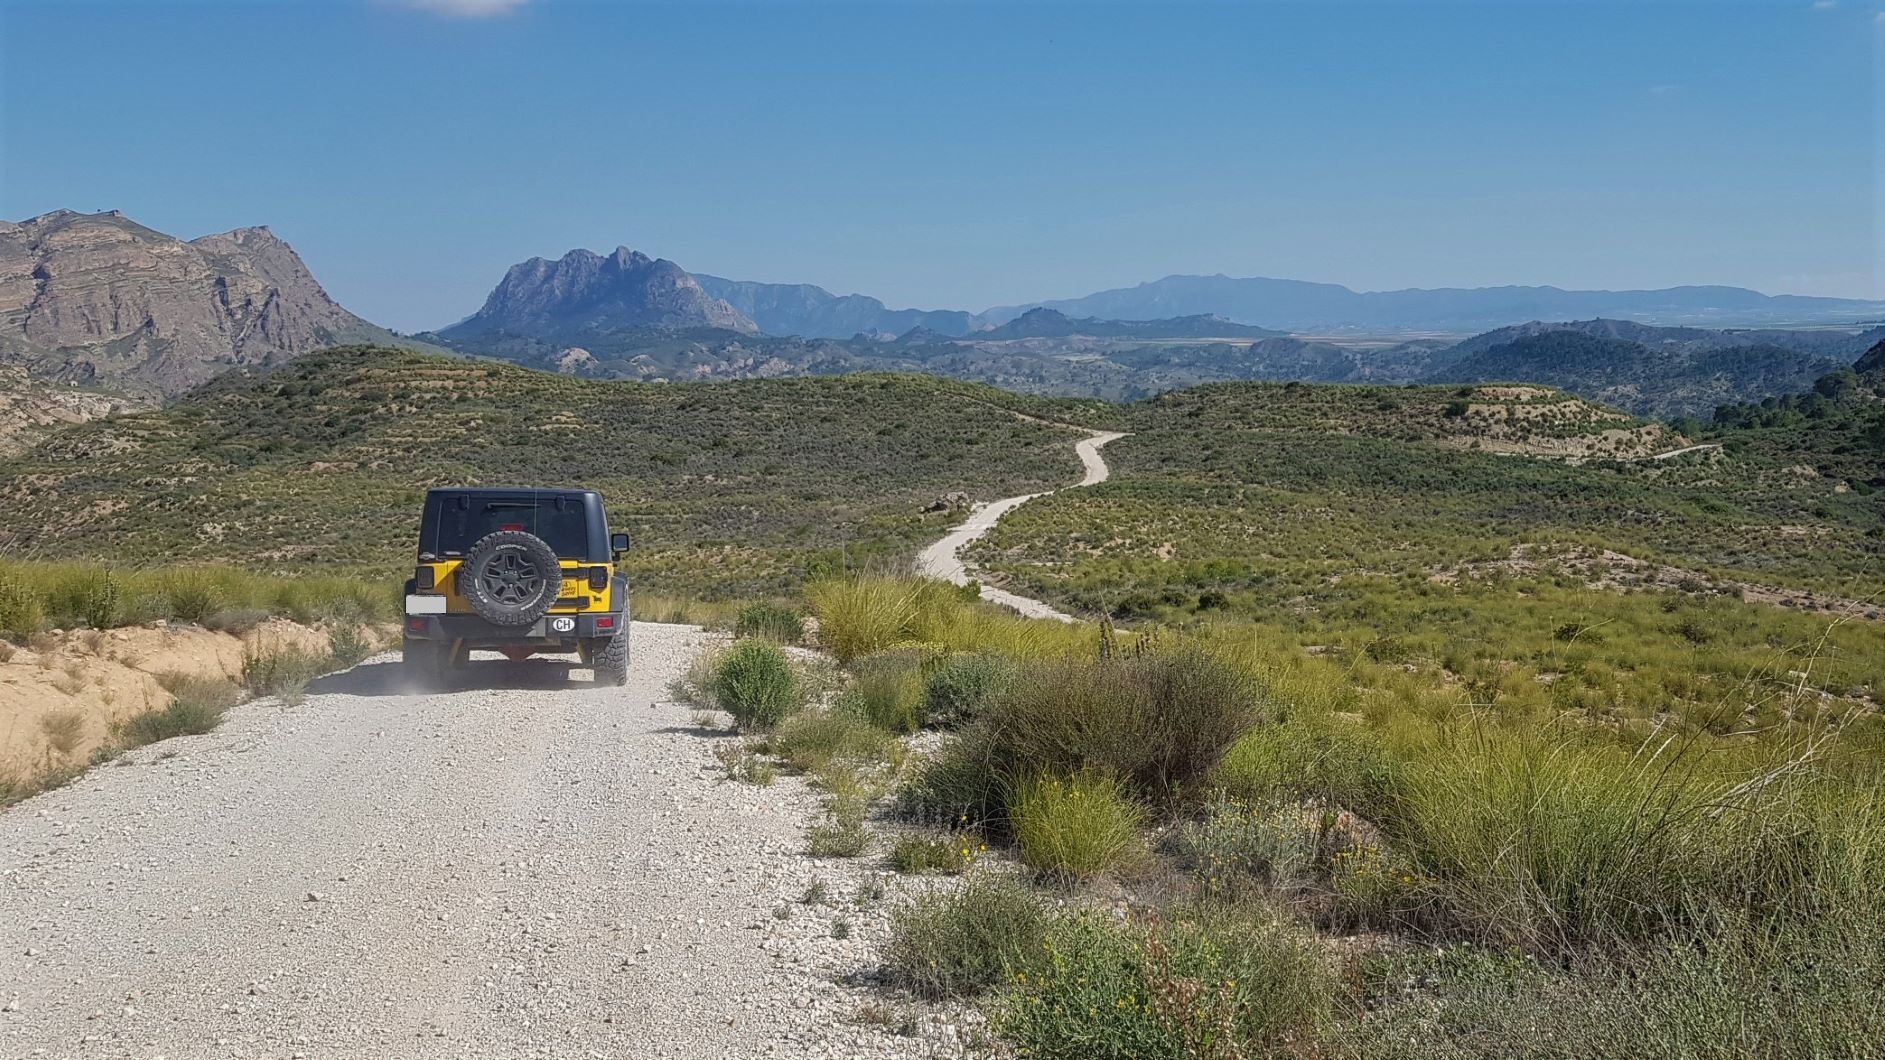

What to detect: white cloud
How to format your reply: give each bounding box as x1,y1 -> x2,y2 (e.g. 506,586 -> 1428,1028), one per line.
1809,0 -> 1835,10
399,0 -> 531,17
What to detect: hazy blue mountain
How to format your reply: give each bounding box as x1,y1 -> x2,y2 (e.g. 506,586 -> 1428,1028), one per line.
693,275 -> 973,338
1444,318 -> 1885,360
974,307 -> 1284,341
442,247 -> 756,339
985,276 -> 1885,332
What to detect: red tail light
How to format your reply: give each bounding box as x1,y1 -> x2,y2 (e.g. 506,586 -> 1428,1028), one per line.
587,567 -> 609,591
595,617 -> 615,630
406,617 -> 429,634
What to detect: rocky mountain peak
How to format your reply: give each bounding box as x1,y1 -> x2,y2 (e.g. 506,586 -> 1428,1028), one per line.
445,245 -> 757,337
0,210 -> 401,396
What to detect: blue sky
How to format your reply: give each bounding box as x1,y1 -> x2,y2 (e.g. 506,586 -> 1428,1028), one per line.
2,0 -> 1878,331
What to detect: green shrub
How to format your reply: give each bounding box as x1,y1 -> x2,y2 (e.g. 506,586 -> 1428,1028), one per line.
884,876 -> 1052,999
991,648 -> 1265,801
996,909 -> 1335,1059
734,601 -> 805,644
163,571 -> 224,624
120,674 -> 242,747
889,833 -> 983,875
922,653 -> 1015,727
242,642 -> 331,704
711,641 -> 803,730
896,726 -> 1006,829
852,646 -> 937,733
1175,794 -> 1321,897
74,572 -> 121,629
1012,770 -> 1145,880
1214,714 -> 1399,814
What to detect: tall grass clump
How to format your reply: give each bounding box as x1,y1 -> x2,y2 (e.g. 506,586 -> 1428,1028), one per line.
1376,726 -> 1836,954
1012,769 -> 1146,880
242,642 -> 332,705
850,646 -> 937,732
734,601 -> 805,644
884,875 -> 1052,999
807,575 -> 927,663
711,641 -> 803,730
1345,914 -> 1885,1059
0,574 -> 45,635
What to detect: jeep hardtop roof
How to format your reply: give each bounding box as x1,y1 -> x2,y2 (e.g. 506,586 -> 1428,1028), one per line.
417,487 -> 612,563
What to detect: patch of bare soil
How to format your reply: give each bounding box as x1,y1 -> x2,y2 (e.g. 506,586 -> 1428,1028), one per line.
0,620 -> 350,772
1432,544 -> 1883,622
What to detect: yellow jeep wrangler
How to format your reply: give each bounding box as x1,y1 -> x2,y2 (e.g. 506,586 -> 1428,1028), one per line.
402,487 -> 631,687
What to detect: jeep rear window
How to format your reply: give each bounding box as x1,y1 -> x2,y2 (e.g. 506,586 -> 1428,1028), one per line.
426,499 -> 590,558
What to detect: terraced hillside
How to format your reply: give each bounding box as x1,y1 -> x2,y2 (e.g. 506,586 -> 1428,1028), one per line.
0,347 -> 1086,597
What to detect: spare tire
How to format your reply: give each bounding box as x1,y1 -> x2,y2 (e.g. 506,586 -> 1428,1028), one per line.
461,530 -> 561,626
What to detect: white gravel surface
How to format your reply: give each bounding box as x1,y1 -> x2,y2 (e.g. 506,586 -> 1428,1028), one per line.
0,623 -> 976,1059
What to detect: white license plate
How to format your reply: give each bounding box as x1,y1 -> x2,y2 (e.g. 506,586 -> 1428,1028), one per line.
405,594 -> 447,615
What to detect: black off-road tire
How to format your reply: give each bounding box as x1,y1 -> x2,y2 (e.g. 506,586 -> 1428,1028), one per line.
461,530 -> 561,627
593,631 -> 629,687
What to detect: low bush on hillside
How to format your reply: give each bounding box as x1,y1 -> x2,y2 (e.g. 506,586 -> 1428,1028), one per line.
710,641 -> 803,730
921,653 -> 1015,727
769,702 -> 896,776
883,876 -> 1052,999
994,909 -> 1335,1060
734,601 -> 805,644
1342,916 -> 1885,1059
327,626 -> 374,668
990,648 -> 1265,800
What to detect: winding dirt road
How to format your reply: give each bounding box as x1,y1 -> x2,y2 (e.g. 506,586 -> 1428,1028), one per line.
916,430 -> 1124,622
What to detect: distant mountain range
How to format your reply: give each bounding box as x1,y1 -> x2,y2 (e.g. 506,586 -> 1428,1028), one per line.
974,308 -> 1283,341
694,275 -> 972,339
4,216 -> 1882,427
0,209 -> 421,396
984,276 -> 1885,332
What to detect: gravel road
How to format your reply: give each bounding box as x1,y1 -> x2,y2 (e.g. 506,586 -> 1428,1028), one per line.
916,430 -> 1123,622
0,624 -> 964,1059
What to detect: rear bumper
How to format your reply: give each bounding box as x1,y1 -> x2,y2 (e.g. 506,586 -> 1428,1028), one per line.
403,610 -> 627,646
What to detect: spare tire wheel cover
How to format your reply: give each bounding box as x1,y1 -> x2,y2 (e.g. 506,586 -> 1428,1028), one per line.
463,530 -> 560,625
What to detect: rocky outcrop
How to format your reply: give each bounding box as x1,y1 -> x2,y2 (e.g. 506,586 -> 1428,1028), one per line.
0,210 -> 404,396
443,247 -> 757,338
